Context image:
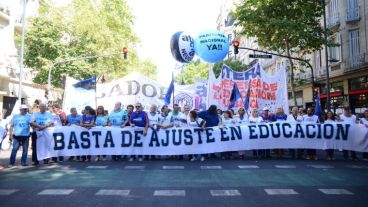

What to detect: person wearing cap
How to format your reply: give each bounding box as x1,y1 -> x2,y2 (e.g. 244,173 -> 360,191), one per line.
8,105 -> 32,167
260,106 -> 275,158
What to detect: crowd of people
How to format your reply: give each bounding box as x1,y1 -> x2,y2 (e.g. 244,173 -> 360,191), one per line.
1,101 -> 368,169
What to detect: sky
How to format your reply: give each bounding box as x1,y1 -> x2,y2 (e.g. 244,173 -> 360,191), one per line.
126,0 -> 224,85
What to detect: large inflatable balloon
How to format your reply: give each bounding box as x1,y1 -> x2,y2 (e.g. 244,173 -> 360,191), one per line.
170,31 -> 195,63
194,30 -> 229,63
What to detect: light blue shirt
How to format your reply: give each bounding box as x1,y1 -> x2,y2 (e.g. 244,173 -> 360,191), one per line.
12,114 -> 31,136
109,109 -> 128,126
31,111 -> 52,127
67,114 -> 82,125
95,115 -> 109,126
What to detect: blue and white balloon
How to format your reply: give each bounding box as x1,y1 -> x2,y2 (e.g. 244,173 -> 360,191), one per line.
194,30 -> 229,63
170,31 -> 195,63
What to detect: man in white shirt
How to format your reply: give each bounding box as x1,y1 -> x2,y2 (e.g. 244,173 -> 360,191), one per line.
170,104 -> 186,127
340,106 -> 359,160
303,107 -> 319,160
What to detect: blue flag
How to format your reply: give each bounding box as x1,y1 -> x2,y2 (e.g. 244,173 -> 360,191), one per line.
314,93 -> 322,116
228,82 -> 242,109
243,81 -> 251,112
164,79 -> 174,105
73,76 -> 96,90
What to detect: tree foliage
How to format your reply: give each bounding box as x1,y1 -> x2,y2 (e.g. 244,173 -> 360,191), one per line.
234,0 -> 327,106
213,59 -> 248,76
20,0 -> 157,88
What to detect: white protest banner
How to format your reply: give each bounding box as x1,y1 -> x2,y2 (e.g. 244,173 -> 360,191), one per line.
194,78 -> 208,111
36,123 -> 368,160
63,77 -> 96,113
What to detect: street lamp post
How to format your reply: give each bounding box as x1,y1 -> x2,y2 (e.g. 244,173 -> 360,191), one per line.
321,0 -> 331,111
47,51 -> 127,100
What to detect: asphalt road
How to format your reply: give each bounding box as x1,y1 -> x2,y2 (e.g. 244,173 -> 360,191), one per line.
1,150 -> 368,207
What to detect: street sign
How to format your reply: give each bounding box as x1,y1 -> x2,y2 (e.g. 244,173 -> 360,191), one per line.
249,54 -> 272,59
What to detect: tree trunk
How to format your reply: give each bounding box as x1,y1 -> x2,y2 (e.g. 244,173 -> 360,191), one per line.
285,38 -> 297,107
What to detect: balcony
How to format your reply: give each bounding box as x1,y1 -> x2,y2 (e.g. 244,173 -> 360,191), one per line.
0,3 -> 10,16
346,53 -> 368,70
346,7 -> 360,22
327,12 -> 340,29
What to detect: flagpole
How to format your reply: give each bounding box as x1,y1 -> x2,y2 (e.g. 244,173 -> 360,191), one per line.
172,72 -> 174,109
18,0 -> 27,104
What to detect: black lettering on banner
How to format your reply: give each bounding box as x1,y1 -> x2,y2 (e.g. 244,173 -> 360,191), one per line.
249,125 -> 258,139
162,130 -> 169,146
134,130 -> 143,147
142,84 -> 157,97
294,124 -> 306,138
53,132 -> 65,150
230,126 -> 242,140
205,128 -> 215,143
183,129 -> 193,145
270,123 -> 281,138
121,131 -> 133,147
306,124 -> 316,138
173,129 -> 182,146
68,131 -> 80,149
336,124 -> 350,140
220,127 -> 229,141
282,123 -> 292,138
80,131 -> 91,149
149,130 -> 160,147
193,128 -> 203,144
104,131 -> 115,148
171,129 -> 180,146
92,131 -> 101,148
323,124 -> 334,139
258,125 -> 269,139
316,124 -> 322,139
108,84 -> 123,97
127,80 -> 140,95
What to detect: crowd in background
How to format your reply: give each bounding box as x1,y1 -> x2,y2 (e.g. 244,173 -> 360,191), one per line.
1,101 -> 368,169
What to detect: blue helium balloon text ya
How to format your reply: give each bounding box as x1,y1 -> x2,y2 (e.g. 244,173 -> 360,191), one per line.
194,30 -> 229,63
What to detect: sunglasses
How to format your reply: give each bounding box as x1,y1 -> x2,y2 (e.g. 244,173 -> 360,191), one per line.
135,106 -> 141,108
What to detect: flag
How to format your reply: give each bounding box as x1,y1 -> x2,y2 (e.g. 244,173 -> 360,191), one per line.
314,93 -> 322,116
73,76 -> 96,90
243,81 -> 251,112
228,82 -> 241,109
164,76 -> 174,105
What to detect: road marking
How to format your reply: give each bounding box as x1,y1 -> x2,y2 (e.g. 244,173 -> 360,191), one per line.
238,165 -> 259,169
210,190 -> 241,196
86,166 -> 108,169
346,165 -> 368,169
0,189 -> 18,195
309,165 -> 334,169
96,190 -> 130,196
38,189 -> 74,195
318,189 -> 354,195
124,166 -> 145,170
200,166 -> 222,169
163,166 -> 185,169
264,189 -> 299,195
153,190 -> 186,196
275,165 -> 296,169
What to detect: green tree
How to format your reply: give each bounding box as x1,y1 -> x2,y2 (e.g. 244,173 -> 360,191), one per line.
234,0 -> 327,106
213,59 -> 248,76
20,0 -> 157,88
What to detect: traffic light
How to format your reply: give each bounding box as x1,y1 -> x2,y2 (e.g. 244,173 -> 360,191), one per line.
122,47 -> 128,60
233,40 -> 240,55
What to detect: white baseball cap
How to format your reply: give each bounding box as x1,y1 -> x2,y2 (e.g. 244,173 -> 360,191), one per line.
19,104 -> 28,109
262,106 -> 269,111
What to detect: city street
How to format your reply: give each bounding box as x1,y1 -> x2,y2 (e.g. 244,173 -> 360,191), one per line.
1,150 -> 368,207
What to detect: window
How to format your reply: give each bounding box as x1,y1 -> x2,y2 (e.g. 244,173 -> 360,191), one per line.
328,33 -> 341,62
349,76 -> 368,90
346,0 -> 360,21
348,30 -> 360,67
320,81 -> 344,94
328,0 -> 339,27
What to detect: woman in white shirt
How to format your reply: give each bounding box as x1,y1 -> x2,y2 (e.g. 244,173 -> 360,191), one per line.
249,108 -> 263,158
222,111 -> 235,127
324,111 -> 336,160
188,110 -> 206,162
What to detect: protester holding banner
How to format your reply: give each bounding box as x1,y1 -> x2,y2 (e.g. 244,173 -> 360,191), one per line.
324,111 -> 337,160
187,110 -> 206,162
221,110 -> 236,160
171,104 -> 186,127
109,102 -> 128,161
273,107 -> 287,158
8,104 -> 31,167
129,102 -> 149,162
249,108 -> 263,158
125,105 -> 134,126
51,104 -> 66,163
198,105 -> 220,159
30,103 -> 53,165
159,105 -> 174,129
66,108 -> 82,126
340,106 -> 359,161
287,107 -> 304,159
303,107 -> 319,160
79,106 -> 96,162
95,105 -> 109,161
260,107 -> 275,158
148,104 -> 160,130
235,107 -> 249,124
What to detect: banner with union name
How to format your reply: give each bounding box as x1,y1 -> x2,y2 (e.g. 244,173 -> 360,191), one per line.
36,123 -> 368,160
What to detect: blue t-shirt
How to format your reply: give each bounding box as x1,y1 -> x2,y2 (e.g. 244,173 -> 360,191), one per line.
198,111 -> 219,127
67,114 -> 82,125
109,110 -> 128,126
82,115 -> 95,125
12,114 -> 31,136
31,111 -> 52,127
275,114 -> 287,121
130,111 -> 148,127
95,115 -> 109,126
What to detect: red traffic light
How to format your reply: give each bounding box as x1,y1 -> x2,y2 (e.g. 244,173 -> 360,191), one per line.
122,47 -> 128,54
233,40 -> 240,47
